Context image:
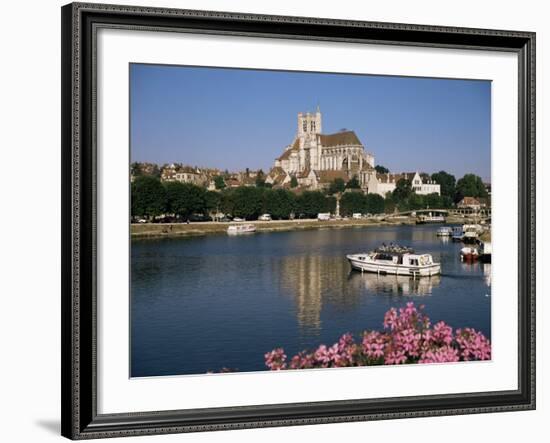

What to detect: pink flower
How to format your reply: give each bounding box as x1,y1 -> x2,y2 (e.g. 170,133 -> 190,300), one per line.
456,328 -> 492,361
261,303 -> 492,372
383,308 -> 399,330
264,348 -> 287,370
385,349 -> 407,365
419,345 -> 460,364
288,351 -> 316,369
362,331 -> 386,360
433,321 -> 454,346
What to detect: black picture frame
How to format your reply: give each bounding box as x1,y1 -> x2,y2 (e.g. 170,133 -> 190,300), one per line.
61,2 -> 536,439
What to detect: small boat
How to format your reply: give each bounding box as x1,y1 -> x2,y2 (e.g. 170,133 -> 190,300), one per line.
452,226 -> 464,242
462,224 -> 483,244
346,245 -> 441,278
460,246 -> 479,262
436,226 -> 453,236
227,224 -> 256,235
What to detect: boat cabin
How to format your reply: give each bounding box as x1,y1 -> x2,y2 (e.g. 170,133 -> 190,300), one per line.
372,252 -> 433,267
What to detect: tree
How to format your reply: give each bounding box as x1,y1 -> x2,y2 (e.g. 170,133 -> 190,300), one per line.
423,192 -> 442,209
214,175 -> 226,190
365,193 -> 385,214
407,193 -> 425,211
440,195 -> 454,209
431,171 -> 456,199
290,175 -> 298,188
231,186 -> 265,220
340,192 -> 367,216
296,191 -> 330,218
164,182 -> 206,219
455,174 -> 488,200
375,165 -> 389,174
255,170 -> 266,187
325,196 -> 337,214
220,189 -> 235,216
204,190 -> 221,217
346,175 -> 361,189
327,178 -> 346,195
264,189 -> 296,219
131,176 -> 166,218
384,192 -> 397,214
392,178 -> 412,201
130,162 -> 142,177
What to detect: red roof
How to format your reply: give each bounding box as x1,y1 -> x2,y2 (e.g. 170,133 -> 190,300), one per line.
319,131 -> 362,147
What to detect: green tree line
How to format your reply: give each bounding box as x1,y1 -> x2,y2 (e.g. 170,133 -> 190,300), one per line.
131,176 -> 338,220
131,170 -> 488,220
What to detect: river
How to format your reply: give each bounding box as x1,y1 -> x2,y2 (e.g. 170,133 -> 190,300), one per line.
131,224 -> 491,377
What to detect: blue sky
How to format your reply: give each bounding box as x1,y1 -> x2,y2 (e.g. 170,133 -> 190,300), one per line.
130,64 -> 491,181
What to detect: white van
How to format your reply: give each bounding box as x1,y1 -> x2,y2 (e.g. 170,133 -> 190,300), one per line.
352,213 -> 362,219
317,213 -> 331,221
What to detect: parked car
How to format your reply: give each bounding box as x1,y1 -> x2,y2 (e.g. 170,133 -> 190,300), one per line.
352,213 -> 362,219
258,214 -> 272,221
189,214 -> 212,222
137,218 -> 147,223
233,217 -> 245,222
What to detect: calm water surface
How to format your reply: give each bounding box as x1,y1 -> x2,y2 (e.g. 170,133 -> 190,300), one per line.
131,225 -> 491,377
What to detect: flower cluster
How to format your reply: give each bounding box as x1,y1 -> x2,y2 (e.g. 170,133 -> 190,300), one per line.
264,348 -> 287,370
265,303 -> 491,370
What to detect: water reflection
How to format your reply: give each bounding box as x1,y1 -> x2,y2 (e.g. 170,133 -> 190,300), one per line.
483,263 -> 491,287
275,253 -> 445,331
131,224 -> 492,376
277,255 -> 358,331
348,271 -> 441,296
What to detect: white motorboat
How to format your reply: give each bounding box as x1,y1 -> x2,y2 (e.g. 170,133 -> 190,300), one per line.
436,226 -> 453,236
462,224 -> 483,244
346,245 -> 441,277
227,224 -> 256,235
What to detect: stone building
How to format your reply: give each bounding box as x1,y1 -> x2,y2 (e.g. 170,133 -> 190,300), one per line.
160,163 -> 205,185
367,172 -> 440,197
267,108 -> 375,190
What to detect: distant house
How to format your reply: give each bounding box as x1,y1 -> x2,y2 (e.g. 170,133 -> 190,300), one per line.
224,177 -> 241,188
457,196 -> 485,210
366,171 -> 441,197
160,164 -> 177,182
161,164 -> 204,185
175,166 -> 203,185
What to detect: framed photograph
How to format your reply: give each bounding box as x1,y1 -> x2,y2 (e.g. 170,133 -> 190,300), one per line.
61,2 -> 536,439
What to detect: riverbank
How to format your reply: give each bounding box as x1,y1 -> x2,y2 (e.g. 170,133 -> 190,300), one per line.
131,215 -> 474,239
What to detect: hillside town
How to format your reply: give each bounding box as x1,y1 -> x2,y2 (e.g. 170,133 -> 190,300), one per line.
131,109 -> 490,222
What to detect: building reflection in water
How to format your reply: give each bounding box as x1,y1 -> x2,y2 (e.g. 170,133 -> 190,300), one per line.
276,255 -> 358,332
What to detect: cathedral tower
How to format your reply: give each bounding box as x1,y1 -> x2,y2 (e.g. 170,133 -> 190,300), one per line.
297,106 -> 322,136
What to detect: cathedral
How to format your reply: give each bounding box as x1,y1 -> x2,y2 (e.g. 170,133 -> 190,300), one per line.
267,108 -> 375,190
